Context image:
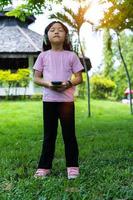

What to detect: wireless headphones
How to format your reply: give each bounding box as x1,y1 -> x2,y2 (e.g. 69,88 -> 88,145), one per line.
43,34 -> 49,45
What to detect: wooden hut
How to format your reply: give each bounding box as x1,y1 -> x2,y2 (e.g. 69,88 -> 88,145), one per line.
0,7 -> 43,95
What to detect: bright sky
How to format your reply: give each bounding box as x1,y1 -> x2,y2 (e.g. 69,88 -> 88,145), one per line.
12,0 -> 104,74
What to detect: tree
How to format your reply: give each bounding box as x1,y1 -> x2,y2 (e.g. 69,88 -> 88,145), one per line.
99,0 -> 133,114
103,28 -> 114,78
49,2 -> 93,117
99,0 -> 133,31
0,0 -> 63,21
112,33 -> 133,99
0,0 -> 12,11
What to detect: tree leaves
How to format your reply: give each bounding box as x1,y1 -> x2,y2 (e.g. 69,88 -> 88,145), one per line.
99,0 -> 133,31
0,0 -> 12,11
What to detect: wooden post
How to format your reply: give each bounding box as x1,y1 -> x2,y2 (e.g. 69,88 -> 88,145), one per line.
28,55 -> 34,95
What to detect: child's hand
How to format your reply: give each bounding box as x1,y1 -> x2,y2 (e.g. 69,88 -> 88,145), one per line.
44,81 -> 60,90
47,82 -> 59,90
53,81 -> 71,92
46,81 -> 71,92
54,82 -> 67,92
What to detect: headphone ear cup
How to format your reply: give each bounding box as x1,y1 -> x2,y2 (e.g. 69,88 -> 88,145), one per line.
43,34 -> 49,45
66,34 -> 70,44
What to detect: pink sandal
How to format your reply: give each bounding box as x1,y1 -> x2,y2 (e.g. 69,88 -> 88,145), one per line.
34,168 -> 51,178
67,167 -> 79,179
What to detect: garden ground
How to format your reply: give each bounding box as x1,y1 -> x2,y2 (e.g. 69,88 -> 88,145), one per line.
0,99 -> 133,200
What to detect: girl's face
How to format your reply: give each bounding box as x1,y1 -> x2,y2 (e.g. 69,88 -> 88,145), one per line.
47,23 -> 66,45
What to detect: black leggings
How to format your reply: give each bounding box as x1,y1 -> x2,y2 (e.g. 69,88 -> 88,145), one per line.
38,102 -> 79,169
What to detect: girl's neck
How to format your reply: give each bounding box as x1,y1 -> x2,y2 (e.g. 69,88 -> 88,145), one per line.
51,44 -> 64,51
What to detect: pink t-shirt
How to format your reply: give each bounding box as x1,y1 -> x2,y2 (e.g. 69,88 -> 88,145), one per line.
33,50 -> 84,102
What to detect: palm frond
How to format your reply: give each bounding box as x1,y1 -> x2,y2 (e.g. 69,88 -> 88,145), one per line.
63,7 -> 77,21
49,1 -> 93,32
49,12 -> 78,30
64,4 -> 92,30
76,5 -> 90,24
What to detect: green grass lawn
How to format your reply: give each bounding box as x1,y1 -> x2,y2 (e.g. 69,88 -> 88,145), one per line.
0,99 -> 133,200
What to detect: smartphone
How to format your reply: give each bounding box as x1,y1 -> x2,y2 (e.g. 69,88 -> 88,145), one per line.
51,81 -> 62,86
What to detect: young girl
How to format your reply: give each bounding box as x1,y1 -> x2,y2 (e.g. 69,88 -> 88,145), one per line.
33,21 -> 84,179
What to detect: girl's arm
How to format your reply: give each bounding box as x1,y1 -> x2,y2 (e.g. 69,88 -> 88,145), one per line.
70,71 -> 83,86
34,70 -> 51,88
34,70 -> 83,91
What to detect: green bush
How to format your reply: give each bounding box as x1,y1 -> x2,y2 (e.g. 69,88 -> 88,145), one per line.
77,73 -> 87,99
0,70 -> 11,86
0,69 -> 31,98
17,69 -> 31,88
90,75 -> 116,99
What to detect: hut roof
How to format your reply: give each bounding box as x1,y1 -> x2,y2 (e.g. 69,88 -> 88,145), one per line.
0,7 -> 43,54
0,25 -> 43,53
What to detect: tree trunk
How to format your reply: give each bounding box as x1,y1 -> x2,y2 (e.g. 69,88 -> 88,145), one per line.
116,32 -> 133,114
78,33 -> 91,117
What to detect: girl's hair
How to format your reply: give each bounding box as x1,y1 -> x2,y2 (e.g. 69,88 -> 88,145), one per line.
42,21 -> 72,51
